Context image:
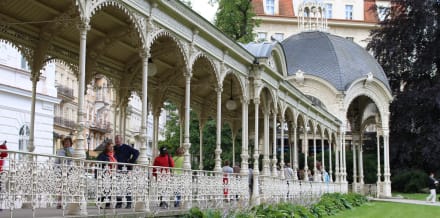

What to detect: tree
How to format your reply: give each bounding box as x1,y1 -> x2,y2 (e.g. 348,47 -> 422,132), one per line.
213,0 -> 260,43
367,0 -> 440,173
158,101 -> 239,170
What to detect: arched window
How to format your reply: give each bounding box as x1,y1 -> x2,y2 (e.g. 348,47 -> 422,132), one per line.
19,125 -> 30,152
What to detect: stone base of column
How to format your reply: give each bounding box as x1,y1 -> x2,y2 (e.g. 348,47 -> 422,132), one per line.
135,201 -> 149,212
383,181 -> 392,197
66,202 -> 87,216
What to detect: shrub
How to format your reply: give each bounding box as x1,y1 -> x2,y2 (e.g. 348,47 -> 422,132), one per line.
391,169 -> 427,193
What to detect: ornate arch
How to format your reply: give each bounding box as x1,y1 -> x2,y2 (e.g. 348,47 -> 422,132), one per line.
148,29 -> 189,70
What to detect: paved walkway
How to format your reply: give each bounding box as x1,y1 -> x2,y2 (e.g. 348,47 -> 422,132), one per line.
371,197 -> 440,206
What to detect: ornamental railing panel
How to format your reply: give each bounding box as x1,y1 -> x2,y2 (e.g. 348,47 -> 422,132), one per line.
0,149 -> 345,217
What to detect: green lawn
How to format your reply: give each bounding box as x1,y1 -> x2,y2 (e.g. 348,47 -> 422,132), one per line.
392,192 -> 428,201
325,201 -> 439,218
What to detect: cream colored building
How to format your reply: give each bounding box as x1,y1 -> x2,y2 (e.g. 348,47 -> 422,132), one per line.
252,0 -> 391,47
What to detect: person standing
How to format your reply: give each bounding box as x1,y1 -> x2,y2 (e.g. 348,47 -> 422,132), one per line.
173,147 -> 184,207
113,135 -> 139,209
426,172 -> 438,203
96,141 -> 118,209
0,141 -> 7,212
55,137 -> 74,209
153,146 -> 175,208
0,141 -> 7,173
222,160 -> 233,200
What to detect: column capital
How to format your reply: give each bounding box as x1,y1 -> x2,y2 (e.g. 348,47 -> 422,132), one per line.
139,48 -> 150,59
254,98 -> 260,105
77,19 -> 90,32
215,86 -> 223,93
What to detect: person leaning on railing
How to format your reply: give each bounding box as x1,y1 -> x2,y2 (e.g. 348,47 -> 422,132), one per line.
173,147 -> 184,208
55,137 -> 74,209
96,141 -> 118,209
0,141 -> 7,212
113,135 -> 139,209
153,146 -> 175,209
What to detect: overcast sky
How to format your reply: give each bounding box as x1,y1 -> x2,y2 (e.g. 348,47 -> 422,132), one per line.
189,0 -> 218,22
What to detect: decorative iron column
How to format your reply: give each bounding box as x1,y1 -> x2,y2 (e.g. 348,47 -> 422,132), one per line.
72,20 -> 90,160
28,73 -> 39,152
137,49 -> 150,165
335,132 -> 340,183
271,111 -> 278,177
240,97 -> 249,174
279,115 -> 285,179
383,128 -> 391,196
293,122 -> 298,180
262,107 -> 270,176
303,123 -> 309,181
214,86 -> 223,172
352,143 -> 357,188
313,128 -> 317,181
359,136 -> 365,186
376,127 -> 382,184
321,132 -> 325,176
329,137 -> 333,182
183,71 -> 192,170
199,118 -> 206,170
252,98 -> 260,205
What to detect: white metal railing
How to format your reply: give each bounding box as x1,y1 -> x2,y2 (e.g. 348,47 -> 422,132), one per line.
0,150 -> 345,217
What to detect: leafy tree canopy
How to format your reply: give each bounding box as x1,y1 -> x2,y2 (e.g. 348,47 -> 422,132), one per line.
367,0 -> 440,173
212,0 -> 260,43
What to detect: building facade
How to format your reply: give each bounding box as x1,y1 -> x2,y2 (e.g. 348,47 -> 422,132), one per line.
252,0 -> 391,47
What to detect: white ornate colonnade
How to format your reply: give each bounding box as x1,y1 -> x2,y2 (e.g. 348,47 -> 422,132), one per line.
0,0 -> 352,215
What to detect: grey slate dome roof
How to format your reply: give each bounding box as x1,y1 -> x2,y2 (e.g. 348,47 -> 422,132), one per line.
281,31 -> 390,91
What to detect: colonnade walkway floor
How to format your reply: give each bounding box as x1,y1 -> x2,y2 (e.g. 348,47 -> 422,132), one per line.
1,199 -> 439,217
0,207 -> 184,218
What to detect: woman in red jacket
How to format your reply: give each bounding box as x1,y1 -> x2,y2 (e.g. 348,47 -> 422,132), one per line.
0,141 -> 7,173
153,146 -> 174,209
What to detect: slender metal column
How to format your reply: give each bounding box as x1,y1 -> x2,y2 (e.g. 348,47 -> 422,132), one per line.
252,98 -> 260,205
240,98 -> 249,174
137,50 -> 150,165
352,143 -> 358,191
329,138 -> 333,182
313,130 -> 317,181
72,21 -> 89,160
376,129 -> 382,183
293,123 -> 298,180
303,123 -> 309,181
199,120 -> 204,170
321,134 -> 325,174
335,133 -> 340,183
271,111 -> 278,177
183,72 -> 192,170
28,75 -> 38,152
280,116 -> 285,179
359,136 -> 364,185
214,86 -> 222,171
262,109 -> 270,176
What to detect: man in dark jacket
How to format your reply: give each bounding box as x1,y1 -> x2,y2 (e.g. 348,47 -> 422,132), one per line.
114,135 -> 139,209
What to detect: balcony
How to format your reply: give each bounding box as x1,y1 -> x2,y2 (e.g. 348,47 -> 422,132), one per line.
56,85 -> 74,101
54,116 -> 76,129
89,121 -> 112,133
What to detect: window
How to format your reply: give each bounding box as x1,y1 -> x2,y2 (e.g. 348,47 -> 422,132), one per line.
345,5 -> 353,20
377,6 -> 388,21
19,125 -> 30,152
272,33 -> 284,41
325,3 -> 332,19
20,56 -> 28,70
257,32 -> 267,42
266,0 -> 275,15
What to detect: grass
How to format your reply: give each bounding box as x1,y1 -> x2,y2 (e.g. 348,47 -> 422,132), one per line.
392,192 -> 428,201
325,201 -> 439,218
